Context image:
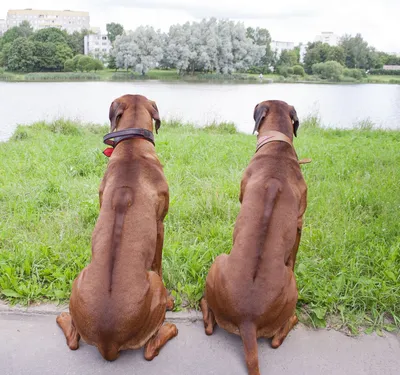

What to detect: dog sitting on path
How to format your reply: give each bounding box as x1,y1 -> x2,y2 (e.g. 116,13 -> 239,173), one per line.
56,94 -> 177,361
201,100 -> 308,375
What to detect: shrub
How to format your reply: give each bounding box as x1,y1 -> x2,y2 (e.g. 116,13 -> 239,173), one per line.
343,68 -> 365,80
277,65 -> 289,77
293,65 -> 305,76
312,61 -> 343,81
64,59 -> 74,72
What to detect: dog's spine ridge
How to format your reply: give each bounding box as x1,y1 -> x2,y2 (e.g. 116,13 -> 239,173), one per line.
108,186 -> 134,292
253,179 -> 281,281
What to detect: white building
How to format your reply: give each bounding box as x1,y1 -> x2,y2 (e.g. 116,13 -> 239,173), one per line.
271,41 -> 295,57
6,9 -> 90,34
314,32 -> 339,46
0,19 -> 7,35
84,31 -> 112,61
299,44 -> 307,63
383,65 -> 400,70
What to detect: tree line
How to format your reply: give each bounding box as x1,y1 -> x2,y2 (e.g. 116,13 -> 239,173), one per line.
0,21 -> 104,72
1,19 -> 399,78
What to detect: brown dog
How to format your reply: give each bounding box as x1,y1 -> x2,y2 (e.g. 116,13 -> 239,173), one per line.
201,100 -> 307,375
56,94 -> 177,361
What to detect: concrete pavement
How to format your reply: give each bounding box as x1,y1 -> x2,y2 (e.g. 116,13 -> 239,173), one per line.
0,307 -> 399,375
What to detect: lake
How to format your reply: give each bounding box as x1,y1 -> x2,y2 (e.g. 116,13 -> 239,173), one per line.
1,81 -> 399,141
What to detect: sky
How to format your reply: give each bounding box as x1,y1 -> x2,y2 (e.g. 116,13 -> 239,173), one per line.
1,0 -> 399,53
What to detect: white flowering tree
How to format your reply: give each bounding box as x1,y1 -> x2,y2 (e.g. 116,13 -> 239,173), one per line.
113,26 -> 163,75
113,19 -> 266,75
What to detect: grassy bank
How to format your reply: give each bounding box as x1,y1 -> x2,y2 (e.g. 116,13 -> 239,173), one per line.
1,68 -> 400,84
0,119 -> 399,333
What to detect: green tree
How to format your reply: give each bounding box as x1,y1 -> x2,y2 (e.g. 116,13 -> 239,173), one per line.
277,49 -> 299,67
0,21 -> 33,48
385,54 -> 400,65
339,34 -> 377,69
66,29 -> 90,55
326,46 -> 346,66
246,27 -> 274,72
33,42 -> 57,71
7,37 -> 36,72
106,23 -> 124,43
303,42 -> 331,73
0,43 -> 12,67
55,43 -> 73,70
366,47 -> 382,69
30,27 -> 68,44
107,54 -> 117,70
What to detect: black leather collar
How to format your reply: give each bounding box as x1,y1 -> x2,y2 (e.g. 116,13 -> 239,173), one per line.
103,128 -> 155,148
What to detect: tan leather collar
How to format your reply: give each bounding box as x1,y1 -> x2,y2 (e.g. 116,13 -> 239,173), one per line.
255,130 -> 292,153
255,130 -> 312,165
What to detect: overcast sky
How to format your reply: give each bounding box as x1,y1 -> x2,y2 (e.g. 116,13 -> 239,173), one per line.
1,0 -> 399,53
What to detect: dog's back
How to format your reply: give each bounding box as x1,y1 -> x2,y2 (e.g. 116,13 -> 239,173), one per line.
202,100 -> 307,375
210,144 -> 305,334
70,151 -> 168,348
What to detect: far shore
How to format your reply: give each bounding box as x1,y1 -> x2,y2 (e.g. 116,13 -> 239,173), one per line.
1,69 -> 399,85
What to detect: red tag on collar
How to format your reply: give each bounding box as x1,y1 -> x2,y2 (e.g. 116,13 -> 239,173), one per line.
103,148 -> 114,157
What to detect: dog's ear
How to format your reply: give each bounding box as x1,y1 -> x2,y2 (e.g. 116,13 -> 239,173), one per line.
290,106 -> 299,137
253,103 -> 269,134
149,100 -> 161,134
109,101 -> 126,131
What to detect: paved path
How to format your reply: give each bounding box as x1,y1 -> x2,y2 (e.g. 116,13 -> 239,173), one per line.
1,309 -> 399,375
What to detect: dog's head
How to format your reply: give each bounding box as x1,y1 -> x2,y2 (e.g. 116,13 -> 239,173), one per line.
109,94 -> 161,133
253,100 -> 299,137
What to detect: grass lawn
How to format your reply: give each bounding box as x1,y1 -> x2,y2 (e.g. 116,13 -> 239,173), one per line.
0,119 -> 399,333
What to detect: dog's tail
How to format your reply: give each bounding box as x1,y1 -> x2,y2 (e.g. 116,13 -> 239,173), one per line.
239,321 -> 260,375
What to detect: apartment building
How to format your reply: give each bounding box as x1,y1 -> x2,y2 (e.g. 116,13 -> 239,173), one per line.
6,9 -> 90,33
84,32 -> 112,61
314,32 -> 339,46
0,19 -> 7,35
271,40 -> 295,57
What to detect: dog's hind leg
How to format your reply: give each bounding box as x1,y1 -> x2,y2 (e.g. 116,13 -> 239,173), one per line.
56,312 -> 81,350
144,323 -> 178,360
152,221 -> 164,277
200,297 -> 216,335
271,314 -> 298,349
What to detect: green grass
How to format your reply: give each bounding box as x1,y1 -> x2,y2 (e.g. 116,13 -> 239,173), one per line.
23,72 -> 102,81
0,119 -> 399,333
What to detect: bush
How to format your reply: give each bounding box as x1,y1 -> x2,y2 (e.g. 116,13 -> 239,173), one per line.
64,58 -> 74,72
369,69 -> 400,75
293,65 -> 305,76
343,68 -> 365,80
312,61 -> 344,81
276,65 -> 290,77
64,55 -> 104,72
